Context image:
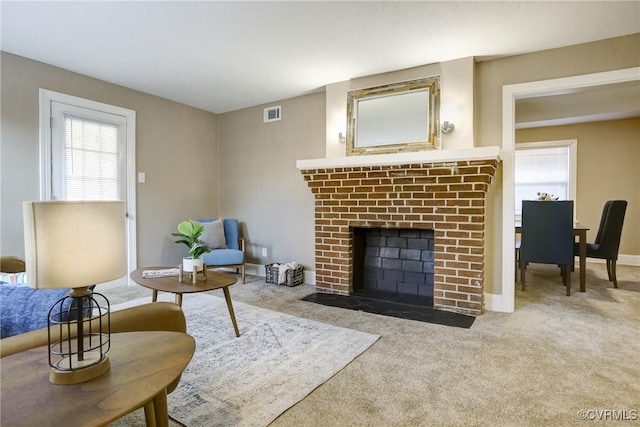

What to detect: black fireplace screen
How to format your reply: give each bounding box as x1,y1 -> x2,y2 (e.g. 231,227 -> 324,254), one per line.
352,227 -> 434,301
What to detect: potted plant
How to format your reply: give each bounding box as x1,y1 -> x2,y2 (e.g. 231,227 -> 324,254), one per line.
172,220 -> 211,272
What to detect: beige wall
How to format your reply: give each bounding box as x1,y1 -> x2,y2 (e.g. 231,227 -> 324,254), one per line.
476,33 -> 640,296
0,52 -> 219,267
217,93 -> 325,268
516,118 -> 640,256
476,34 -> 640,147
325,57 -> 475,158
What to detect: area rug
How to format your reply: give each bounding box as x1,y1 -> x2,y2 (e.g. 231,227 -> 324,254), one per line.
111,293 -> 380,426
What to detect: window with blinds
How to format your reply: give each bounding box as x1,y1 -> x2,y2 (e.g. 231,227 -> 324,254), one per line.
63,115 -> 120,200
515,141 -> 576,217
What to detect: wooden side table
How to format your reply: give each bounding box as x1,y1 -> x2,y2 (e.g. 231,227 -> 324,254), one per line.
130,267 -> 240,337
1,331 -> 195,427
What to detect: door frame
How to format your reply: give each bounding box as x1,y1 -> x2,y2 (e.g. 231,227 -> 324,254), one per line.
498,67 -> 640,313
39,89 -> 137,281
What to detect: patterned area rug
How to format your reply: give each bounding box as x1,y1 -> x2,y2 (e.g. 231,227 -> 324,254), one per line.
110,294 -> 379,426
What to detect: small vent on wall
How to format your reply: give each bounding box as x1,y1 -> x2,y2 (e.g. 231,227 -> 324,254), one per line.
263,105 -> 281,123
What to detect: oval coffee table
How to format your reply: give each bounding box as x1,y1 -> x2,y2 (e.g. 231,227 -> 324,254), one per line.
1,331 -> 195,427
130,267 -> 240,337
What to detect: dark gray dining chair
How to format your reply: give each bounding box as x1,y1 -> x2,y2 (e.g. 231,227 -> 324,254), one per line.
575,200 -> 627,288
519,200 -> 574,295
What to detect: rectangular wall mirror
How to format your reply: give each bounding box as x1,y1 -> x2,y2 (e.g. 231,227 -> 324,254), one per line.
346,76 -> 441,156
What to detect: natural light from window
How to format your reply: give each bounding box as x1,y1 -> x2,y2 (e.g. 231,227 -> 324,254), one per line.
515,140 -> 577,217
63,115 -> 120,200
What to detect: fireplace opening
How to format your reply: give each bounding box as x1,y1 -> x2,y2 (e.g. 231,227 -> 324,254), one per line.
352,227 -> 435,307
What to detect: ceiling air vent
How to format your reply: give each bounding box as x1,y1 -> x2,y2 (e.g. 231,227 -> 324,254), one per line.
263,105 -> 281,123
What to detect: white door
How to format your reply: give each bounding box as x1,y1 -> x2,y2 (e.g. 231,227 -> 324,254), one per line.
40,90 -> 137,285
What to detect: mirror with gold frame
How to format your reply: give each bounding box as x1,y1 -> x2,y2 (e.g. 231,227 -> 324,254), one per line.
346,76 -> 441,156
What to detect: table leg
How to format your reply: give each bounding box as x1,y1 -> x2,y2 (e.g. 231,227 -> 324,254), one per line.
152,289 -> 158,303
579,229 -> 587,292
222,286 -> 240,337
152,388 -> 169,427
143,400 -> 157,427
176,293 -> 183,307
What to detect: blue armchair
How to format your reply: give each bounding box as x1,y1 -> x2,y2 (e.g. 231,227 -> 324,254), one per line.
197,218 -> 246,284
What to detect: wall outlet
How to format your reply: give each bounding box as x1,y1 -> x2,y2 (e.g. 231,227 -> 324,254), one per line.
261,247 -> 268,257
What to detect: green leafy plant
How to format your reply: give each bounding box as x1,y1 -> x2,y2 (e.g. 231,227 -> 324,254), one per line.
171,220 -> 212,259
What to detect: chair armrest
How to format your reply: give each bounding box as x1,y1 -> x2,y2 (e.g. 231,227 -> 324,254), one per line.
239,237 -> 246,252
0,256 -> 26,273
1,302 -> 186,358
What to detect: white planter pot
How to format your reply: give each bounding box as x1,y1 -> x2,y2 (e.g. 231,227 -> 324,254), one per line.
183,257 -> 204,273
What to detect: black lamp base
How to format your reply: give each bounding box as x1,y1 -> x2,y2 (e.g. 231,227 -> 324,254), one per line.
48,287 -> 111,385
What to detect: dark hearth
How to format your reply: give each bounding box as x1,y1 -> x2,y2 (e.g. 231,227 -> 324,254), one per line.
302,293 -> 474,328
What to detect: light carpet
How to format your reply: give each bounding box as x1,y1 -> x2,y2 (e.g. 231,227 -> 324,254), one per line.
110,293 -> 379,427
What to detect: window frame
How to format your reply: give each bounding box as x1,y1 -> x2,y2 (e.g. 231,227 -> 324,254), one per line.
514,139 -> 577,220
51,104 -> 127,201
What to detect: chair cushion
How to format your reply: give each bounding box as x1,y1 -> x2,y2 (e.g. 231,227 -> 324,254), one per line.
197,218 -> 240,251
198,219 -> 227,249
574,242 -> 608,260
202,249 -> 244,266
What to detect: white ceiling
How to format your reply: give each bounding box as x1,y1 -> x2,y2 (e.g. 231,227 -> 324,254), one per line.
1,1 -> 639,114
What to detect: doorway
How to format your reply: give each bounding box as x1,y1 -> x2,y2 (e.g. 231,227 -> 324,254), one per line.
39,89 -> 137,285
500,67 -> 640,313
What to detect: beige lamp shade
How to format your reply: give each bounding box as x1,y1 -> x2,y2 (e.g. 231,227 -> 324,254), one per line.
23,201 -> 127,289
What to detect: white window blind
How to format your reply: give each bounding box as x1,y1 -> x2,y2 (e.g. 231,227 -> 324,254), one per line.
63,114 -> 120,200
515,145 -> 571,216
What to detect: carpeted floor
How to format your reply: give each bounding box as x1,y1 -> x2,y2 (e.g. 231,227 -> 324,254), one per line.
103,262 -> 639,426
110,293 -> 378,427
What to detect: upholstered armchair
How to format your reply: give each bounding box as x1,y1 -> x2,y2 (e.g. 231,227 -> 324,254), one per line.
574,200 -> 627,288
197,218 -> 246,284
519,200 -> 575,295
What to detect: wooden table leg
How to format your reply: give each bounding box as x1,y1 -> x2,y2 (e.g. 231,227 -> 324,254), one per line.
176,293 -> 183,307
152,388 -> 169,427
143,400 -> 157,427
578,229 -> 587,292
222,286 -> 240,337
152,289 -> 158,302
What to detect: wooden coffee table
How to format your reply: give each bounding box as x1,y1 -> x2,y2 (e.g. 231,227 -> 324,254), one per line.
1,331 -> 195,427
130,267 -> 240,337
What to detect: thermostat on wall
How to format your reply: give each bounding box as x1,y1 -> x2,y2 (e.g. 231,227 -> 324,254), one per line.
263,105 -> 281,123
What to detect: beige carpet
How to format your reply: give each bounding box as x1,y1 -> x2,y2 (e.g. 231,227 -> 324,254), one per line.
103,262 -> 639,426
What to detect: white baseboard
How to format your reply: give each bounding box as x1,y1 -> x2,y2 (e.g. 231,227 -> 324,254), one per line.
584,254 -> 639,267
304,269 -> 316,285
245,263 -> 263,276
483,293 -> 510,313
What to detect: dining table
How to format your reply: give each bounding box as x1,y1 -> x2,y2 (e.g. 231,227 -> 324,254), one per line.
516,221 -> 589,292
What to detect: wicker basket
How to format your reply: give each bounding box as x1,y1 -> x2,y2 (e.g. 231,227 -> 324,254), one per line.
265,263 -> 304,287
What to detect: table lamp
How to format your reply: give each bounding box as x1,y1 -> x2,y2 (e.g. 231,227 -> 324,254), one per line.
23,200 -> 126,385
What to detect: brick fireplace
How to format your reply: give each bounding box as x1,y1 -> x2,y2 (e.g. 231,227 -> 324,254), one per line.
298,148 -> 500,316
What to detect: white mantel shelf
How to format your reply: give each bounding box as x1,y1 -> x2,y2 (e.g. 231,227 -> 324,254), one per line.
296,146 -> 502,170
